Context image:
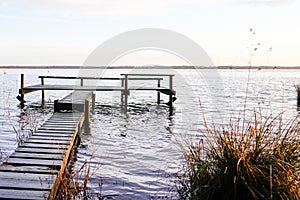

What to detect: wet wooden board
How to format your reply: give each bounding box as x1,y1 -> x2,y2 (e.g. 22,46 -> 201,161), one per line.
38,127 -> 77,131
29,136 -> 71,141
25,139 -> 70,145
41,123 -> 77,127
10,152 -> 64,160
0,177 -> 53,191
35,130 -> 75,134
7,158 -> 62,168
15,147 -> 66,154
22,84 -> 124,91
0,165 -> 59,175
32,132 -> 73,138
20,143 -> 68,149
0,189 -> 49,200
43,122 -> 78,125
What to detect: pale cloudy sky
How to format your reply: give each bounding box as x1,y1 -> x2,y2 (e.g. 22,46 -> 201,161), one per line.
0,0 -> 299,66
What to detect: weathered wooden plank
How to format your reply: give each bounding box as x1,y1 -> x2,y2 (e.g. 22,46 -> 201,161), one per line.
0,165 -> 58,175
29,136 -> 71,141
7,158 -> 62,167
40,125 -> 77,129
38,127 -> 76,131
0,189 -> 49,199
10,152 -> 64,160
0,177 -> 53,191
20,143 -> 68,149
16,147 -> 65,154
23,84 -> 124,91
52,112 -> 83,116
48,117 -> 81,121
0,171 -> 56,181
43,122 -> 78,125
25,139 -> 70,145
31,132 -> 72,139
38,75 -> 163,81
49,116 -> 82,121
46,120 -> 81,124
51,115 -> 82,119
35,130 -> 74,134
35,131 -> 75,136
42,122 -> 77,126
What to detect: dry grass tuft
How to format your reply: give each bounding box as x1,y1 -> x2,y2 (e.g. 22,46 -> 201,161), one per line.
177,111 -> 300,200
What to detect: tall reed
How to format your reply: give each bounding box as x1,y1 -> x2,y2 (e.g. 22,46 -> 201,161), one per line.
177,111 -> 300,200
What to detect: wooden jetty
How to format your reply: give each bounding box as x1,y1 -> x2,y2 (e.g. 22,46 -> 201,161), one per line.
17,74 -> 176,111
0,73 -> 176,199
0,90 -> 92,199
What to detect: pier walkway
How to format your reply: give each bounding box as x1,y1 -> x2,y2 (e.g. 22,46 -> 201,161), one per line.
0,73 -> 176,199
0,91 -> 92,199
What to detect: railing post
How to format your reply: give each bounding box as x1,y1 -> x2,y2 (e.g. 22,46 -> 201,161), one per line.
169,75 -> 173,105
157,79 -> 161,104
80,78 -> 84,87
121,79 -> 124,106
41,77 -> 45,107
20,74 -> 25,107
124,75 -> 129,112
84,99 -> 90,132
92,93 -> 96,112
54,100 -> 59,112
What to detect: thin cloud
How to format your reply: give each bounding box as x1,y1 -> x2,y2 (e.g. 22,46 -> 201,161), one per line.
240,0 -> 296,6
1,0 -> 172,19
0,0 -> 235,20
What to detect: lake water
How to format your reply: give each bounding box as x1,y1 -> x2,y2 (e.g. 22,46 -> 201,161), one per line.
0,68 -> 299,199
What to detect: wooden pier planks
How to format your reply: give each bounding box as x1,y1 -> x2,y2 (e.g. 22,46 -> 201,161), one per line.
0,92 -> 91,199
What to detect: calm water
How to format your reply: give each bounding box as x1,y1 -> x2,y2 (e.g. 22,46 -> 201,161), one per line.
0,68 -> 299,199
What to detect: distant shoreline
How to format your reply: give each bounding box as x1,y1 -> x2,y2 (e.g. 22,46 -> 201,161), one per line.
1,66 -> 300,70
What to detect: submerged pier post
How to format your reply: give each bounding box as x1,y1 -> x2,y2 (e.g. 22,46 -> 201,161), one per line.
121,79 -> 124,107
169,75 -> 174,105
124,74 -> 129,112
41,76 -> 45,107
20,74 -> 25,107
157,79 -> 161,104
296,85 -> 300,107
84,99 -> 90,132
92,93 -> 96,112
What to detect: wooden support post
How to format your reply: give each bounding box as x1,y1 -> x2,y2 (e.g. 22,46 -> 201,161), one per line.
54,100 -> 59,112
84,99 -> 90,132
157,79 -> 161,104
20,74 -> 25,107
124,75 -> 129,112
80,78 -> 84,87
169,75 -> 173,105
41,77 -> 45,107
92,93 -> 96,112
121,79 -> 124,106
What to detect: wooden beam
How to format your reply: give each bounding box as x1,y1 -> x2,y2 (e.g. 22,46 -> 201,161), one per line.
41,77 -> 45,107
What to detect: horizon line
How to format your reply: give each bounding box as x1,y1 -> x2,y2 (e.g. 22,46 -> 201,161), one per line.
1,65 -> 300,69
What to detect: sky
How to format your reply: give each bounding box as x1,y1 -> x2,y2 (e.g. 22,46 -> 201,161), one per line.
0,0 -> 299,66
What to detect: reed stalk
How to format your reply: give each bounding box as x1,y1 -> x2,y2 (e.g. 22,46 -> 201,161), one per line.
177,111 -> 300,200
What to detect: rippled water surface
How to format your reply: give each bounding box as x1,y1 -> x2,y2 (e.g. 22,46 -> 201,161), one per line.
1,68 -> 300,199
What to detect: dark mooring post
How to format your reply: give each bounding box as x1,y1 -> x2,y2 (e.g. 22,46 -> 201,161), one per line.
124,74 -> 129,112
169,75 -> 174,105
296,84 -> 300,107
157,79 -> 161,104
92,93 -> 96,112
84,99 -> 90,133
20,74 -> 25,107
41,76 -> 45,107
